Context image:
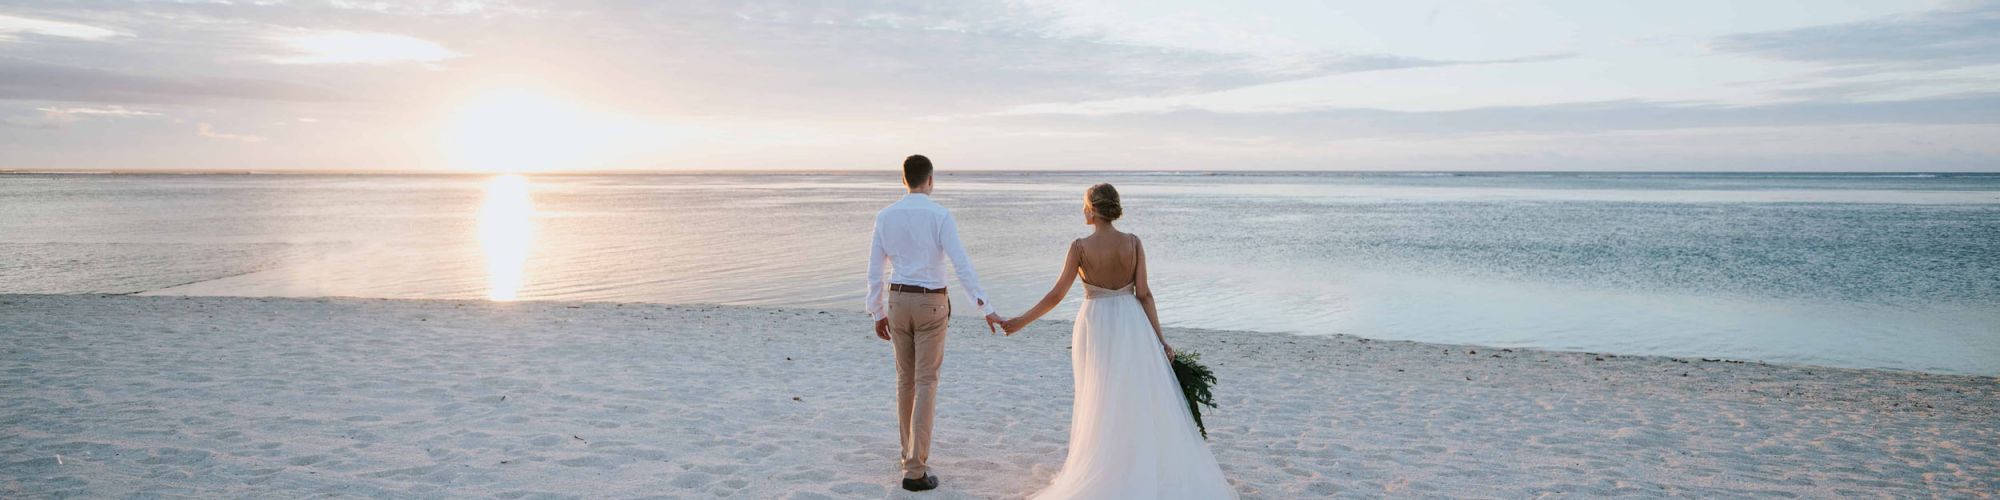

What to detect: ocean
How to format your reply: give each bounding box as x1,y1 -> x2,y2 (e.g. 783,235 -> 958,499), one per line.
3,171 -> 1996,374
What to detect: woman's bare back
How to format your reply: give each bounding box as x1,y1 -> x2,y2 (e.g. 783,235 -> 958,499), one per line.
1076,231 -> 1138,290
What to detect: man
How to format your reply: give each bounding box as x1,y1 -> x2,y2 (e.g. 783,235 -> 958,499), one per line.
865,154 -> 1006,492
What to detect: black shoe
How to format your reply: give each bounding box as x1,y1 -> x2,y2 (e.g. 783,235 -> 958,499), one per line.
901,474 -> 938,492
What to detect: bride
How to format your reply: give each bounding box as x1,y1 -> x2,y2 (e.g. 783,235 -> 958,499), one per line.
1001,183 -> 1237,499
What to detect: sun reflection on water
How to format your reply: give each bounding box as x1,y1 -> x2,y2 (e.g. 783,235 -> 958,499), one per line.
477,174 -> 536,301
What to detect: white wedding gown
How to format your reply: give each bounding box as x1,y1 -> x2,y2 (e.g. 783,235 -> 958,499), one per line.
1030,282 -> 1237,500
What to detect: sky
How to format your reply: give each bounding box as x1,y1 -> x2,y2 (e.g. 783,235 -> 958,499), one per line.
0,0 -> 1997,172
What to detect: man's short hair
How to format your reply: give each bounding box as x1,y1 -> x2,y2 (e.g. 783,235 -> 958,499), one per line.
903,155 -> 933,188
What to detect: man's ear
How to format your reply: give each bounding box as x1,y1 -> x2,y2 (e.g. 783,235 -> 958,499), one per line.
925,174 -> 935,189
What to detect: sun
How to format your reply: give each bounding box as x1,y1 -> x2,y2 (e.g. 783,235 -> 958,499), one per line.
443,86 -> 650,172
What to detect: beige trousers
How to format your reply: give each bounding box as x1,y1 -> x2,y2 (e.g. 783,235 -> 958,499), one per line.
888,290 -> 950,479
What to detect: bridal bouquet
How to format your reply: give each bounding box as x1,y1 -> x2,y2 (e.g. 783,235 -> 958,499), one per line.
1170,350 -> 1218,439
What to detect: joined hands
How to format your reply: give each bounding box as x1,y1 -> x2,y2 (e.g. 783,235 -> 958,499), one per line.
1001,317 -> 1028,335
984,312 -> 1030,336
874,300 -> 1028,339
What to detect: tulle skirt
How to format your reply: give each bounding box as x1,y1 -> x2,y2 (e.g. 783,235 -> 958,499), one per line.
1029,284 -> 1237,499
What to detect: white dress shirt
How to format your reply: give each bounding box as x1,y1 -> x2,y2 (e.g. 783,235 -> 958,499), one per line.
866,193 -> 995,320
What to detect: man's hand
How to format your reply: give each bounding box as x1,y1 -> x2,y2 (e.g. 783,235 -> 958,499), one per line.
983,313 -> 1005,334
874,317 -> 891,341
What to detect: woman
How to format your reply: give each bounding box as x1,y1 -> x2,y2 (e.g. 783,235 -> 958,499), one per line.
1002,183 -> 1236,499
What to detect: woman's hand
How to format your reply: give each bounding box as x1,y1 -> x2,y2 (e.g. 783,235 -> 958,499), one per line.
1162,342 -> 1175,359
1002,317 -> 1029,335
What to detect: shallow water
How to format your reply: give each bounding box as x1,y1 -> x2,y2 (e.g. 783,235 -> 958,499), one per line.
3,171 -> 1996,374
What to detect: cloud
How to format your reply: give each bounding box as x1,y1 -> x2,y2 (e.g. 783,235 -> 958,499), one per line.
983,51 -> 1581,117
197,123 -> 265,142
2,104 -> 159,129
537,1 -> 1581,119
273,31 -> 462,64
0,1 -> 1569,117
36,105 -> 160,117
982,93 -> 2000,140
1713,1 -> 2000,70
0,14 -> 120,41
0,58 -> 346,104
1768,74 -> 2000,101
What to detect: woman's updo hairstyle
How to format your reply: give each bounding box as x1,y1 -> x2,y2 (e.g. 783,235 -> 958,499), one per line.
1087,183 -> 1122,221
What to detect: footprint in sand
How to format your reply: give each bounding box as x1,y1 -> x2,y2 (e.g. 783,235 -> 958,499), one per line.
139,447 -> 214,466
695,464 -> 743,474
585,439 -> 635,449
829,482 -> 885,497
733,443 -> 779,460
556,455 -> 633,468
708,479 -> 749,498
1303,481 -> 1338,496
142,468 -> 194,480
358,464 -> 443,479
777,467 -> 835,482
668,472 -> 713,489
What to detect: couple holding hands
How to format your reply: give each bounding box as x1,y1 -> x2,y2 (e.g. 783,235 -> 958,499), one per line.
865,155 -> 1235,499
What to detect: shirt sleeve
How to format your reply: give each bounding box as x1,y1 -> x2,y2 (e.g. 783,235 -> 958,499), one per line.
865,215 -> 890,321
938,210 -> 996,316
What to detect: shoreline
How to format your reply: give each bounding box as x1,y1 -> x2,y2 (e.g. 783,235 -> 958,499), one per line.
87,292 -> 2000,377
2,294 -> 1995,498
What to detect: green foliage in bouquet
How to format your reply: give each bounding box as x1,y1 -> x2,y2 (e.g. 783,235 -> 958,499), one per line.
1170,350 -> 1218,439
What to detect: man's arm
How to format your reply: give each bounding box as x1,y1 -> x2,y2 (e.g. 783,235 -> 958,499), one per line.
938,212 -> 1001,331
865,217 -> 891,340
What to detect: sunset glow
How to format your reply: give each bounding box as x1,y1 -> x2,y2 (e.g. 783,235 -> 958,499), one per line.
477,174 -> 535,301
444,87 -> 657,173
2,2 -> 1995,172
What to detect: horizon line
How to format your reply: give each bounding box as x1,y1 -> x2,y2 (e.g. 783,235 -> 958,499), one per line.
5,168 -> 1999,176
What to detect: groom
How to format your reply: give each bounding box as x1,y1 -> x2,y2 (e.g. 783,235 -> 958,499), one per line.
865,154 -> 1006,492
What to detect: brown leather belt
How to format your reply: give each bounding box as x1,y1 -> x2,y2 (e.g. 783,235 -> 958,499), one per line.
889,283 -> 947,294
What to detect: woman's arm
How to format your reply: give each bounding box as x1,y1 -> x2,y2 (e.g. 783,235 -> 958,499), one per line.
1001,240 -> 1082,334
1133,236 -> 1169,356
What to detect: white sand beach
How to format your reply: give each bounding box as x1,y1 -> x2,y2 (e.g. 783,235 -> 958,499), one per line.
2,294 -> 1995,498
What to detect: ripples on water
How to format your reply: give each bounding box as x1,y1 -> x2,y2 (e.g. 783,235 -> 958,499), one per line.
2,172 -> 1995,374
